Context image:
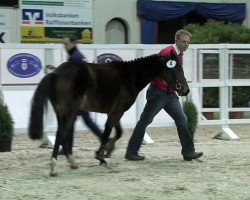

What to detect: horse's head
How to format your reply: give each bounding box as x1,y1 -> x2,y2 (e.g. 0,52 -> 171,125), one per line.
159,51 -> 190,96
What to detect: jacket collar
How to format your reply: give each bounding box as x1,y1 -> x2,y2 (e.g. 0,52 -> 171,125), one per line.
173,44 -> 181,55
68,46 -> 77,56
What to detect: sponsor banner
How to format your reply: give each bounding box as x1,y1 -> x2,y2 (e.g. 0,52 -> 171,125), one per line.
21,26 -> 44,42
45,8 -> 92,28
22,8 -> 44,26
0,9 -> 11,28
21,26 -> 92,43
1,49 -> 44,84
22,1 -> 63,6
20,1 -> 93,43
45,27 -> 92,43
22,0 -> 92,7
21,7 -> 92,28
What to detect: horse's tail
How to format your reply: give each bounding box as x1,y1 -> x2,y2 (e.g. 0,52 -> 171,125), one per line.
28,73 -> 56,140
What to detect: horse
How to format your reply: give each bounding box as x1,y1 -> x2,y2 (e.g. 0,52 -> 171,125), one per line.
28,50 -> 190,176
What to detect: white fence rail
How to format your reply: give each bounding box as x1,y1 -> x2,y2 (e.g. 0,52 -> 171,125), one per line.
0,43 -> 250,136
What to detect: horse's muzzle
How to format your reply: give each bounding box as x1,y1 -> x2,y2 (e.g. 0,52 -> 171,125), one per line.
177,88 -> 190,96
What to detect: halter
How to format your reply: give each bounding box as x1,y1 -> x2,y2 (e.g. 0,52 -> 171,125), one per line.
175,80 -> 182,90
166,59 -> 182,91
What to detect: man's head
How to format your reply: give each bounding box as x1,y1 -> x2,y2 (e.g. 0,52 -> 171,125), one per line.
63,35 -> 77,52
175,29 -> 191,53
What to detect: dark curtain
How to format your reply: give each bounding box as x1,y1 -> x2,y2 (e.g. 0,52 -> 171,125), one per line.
138,1 -> 195,21
137,0 -> 246,44
140,19 -> 158,44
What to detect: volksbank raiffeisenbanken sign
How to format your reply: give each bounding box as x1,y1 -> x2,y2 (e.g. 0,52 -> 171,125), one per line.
20,0 -> 93,43
44,9 -> 92,27
22,8 -> 92,28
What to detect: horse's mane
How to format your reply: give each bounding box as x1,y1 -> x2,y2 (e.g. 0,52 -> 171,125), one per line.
123,54 -> 162,64
110,54 -> 165,70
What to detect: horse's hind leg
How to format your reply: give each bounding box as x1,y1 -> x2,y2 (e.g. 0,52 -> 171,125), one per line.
105,121 -> 123,157
64,123 -> 78,169
50,124 -> 62,176
50,112 -> 78,176
60,113 -> 79,170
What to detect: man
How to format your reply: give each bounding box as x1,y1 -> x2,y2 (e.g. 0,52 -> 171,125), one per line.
62,35 -> 102,141
125,29 -> 203,161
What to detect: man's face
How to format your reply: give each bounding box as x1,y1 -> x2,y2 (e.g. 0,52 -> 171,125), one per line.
175,35 -> 190,53
63,38 -> 75,52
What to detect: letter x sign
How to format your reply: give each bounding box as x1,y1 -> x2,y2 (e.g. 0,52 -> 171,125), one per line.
0,32 -> 5,43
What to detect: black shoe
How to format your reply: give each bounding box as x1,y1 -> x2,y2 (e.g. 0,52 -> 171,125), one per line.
183,152 -> 203,161
125,153 -> 145,161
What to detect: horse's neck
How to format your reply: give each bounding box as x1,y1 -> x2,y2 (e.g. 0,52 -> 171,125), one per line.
127,57 -> 162,91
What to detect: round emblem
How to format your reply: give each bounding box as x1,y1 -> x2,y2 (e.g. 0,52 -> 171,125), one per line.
97,53 -> 122,64
7,53 -> 42,78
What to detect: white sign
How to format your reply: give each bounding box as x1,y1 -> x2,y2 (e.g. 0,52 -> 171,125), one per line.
0,9 -> 11,28
1,49 -> 45,84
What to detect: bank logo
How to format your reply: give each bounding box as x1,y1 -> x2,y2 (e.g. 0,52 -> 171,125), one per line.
7,53 -> 42,78
22,9 -> 44,25
97,53 -> 123,64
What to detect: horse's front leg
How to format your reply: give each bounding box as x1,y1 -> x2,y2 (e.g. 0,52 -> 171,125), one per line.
105,121 -> 123,158
95,125 -> 112,165
95,113 -> 123,164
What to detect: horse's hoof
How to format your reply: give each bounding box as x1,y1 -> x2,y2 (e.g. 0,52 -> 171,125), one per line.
100,159 -> 107,165
70,163 -> 79,169
50,172 -> 58,177
50,158 -> 57,177
103,153 -> 111,158
67,155 -> 78,169
95,152 -> 107,165
106,139 -> 116,155
95,153 -> 103,161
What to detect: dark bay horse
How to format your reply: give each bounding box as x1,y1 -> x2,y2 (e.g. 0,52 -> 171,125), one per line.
28,50 -> 189,176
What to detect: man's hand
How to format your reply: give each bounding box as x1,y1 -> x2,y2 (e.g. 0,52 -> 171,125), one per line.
44,64 -> 56,74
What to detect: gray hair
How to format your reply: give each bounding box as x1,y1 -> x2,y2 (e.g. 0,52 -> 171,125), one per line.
175,29 -> 192,40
